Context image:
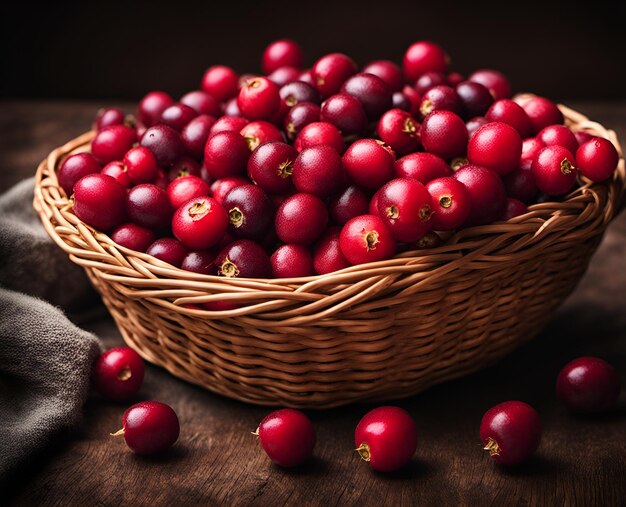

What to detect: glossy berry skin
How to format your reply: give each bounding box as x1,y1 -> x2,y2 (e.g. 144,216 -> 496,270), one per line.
415,71 -> 448,95
362,60 -> 403,92
466,116 -> 489,138
329,186 -> 370,225
180,90 -> 222,117
537,125 -> 578,155
293,145 -> 344,198
215,239 -> 271,278
392,92 -> 411,111
224,97 -> 242,116
531,146 -> 577,195
378,178 -> 433,242
126,184 -> 172,231
140,124 -> 184,167
377,109 -> 421,156
576,137 -> 619,182
256,409 -> 316,467
341,73 -> 392,120
426,177 -> 472,230
295,122 -> 344,154
146,238 -> 188,268
223,184 -> 273,239
91,125 -> 137,164
138,91 -> 174,127
262,39 -> 304,74
320,93 -> 368,135
94,107 -> 128,131
166,175 -> 211,210
240,121 -> 283,152
395,152 -> 451,183
485,99 -> 532,138
342,139 -> 395,190
279,81 -> 321,108
159,103 -> 198,132
117,401 -> 179,456
455,81 -> 494,119
420,110 -> 468,159
480,401 -> 541,466
402,85 -> 422,117
502,197 -> 528,220
204,131 -> 250,180
503,166 -> 539,203
181,115 -> 215,159
101,161 -> 131,188
172,196 -> 228,250
520,137 -> 546,170
403,41 -> 448,83
58,153 -> 101,196
468,122 -> 522,175
556,357 -> 621,413
312,53 -> 358,98
181,250 -> 216,274
419,85 -> 462,118
520,96 -> 564,134
275,193 -> 328,245
468,69 -> 511,100
574,131 -> 595,146
447,72 -> 465,87
73,174 -> 126,231
340,215 -> 396,265
92,347 -> 145,402
355,406 -> 417,472
268,66 -> 300,87
248,141 -> 297,194
313,229 -> 350,274
123,146 -> 159,184
211,177 -> 249,205
271,244 -> 314,278
453,165 -> 506,226
201,65 -> 239,102
111,223 -> 156,253
284,102 -> 321,140
169,157 -> 202,181
209,115 -> 249,136
238,77 -> 281,121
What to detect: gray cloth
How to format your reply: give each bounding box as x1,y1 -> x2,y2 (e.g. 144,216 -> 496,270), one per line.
0,178 -> 103,479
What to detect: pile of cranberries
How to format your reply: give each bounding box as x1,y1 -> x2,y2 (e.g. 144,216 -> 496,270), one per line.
60,39 -> 621,282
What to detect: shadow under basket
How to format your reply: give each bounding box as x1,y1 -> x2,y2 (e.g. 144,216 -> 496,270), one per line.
34,103 -> 625,409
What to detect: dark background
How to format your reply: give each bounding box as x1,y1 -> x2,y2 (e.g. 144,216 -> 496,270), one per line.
2,0 -> 625,102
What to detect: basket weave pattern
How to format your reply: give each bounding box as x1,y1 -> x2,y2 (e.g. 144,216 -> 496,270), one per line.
34,105 -> 625,408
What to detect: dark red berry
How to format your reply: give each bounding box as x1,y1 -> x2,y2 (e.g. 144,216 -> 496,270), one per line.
101,161 -> 131,188
340,215 -> 396,265
402,85 -> 422,117
576,137 -> 619,182
211,177 -> 249,205
392,91 -> 411,111
501,197 -> 528,220
467,122 -> 522,175
237,77 -> 281,121
341,72 -> 392,120
209,115 -> 249,136
268,66 -> 300,87
294,122 -> 344,153
271,244 -> 314,278
58,153 -> 101,196
520,96 -> 564,135
256,409 -> 316,467
395,152 -> 451,183
403,41 -> 448,83
419,85 -> 462,119
362,60 -> 403,92
181,250 -> 216,274
453,165 -> 506,225
202,65 -> 239,102
126,184 -> 172,231
320,93 -> 368,135
329,185 -> 370,225
223,184 -> 273,239
262,39 -> 304,74
279,81 -> 321,109
168,157 -> 202,181
520,137 -> 546,170
240,121 -> 283,152
574,131 -> 595,146
166,175 -> 211,210
502,166 -> 538,203
455,81 -> 494,119
415,71 -> 448,95
377,178 -> 433,241
172,196 -> 228,250
313,229 -> 350,274
247,141 -> 297,195
123,146 -> 158,184
94,107 -> 130,131
159,103 -> 198,132
111,223 -> 156,253
204,131 -> 250,180
420,110 -> 468,159
284,102 -> 321,140
426,177 -> 472,230
377,109 -> 421,156
91,125 -> 137,164
468,69 -> 511,100
531,145 -> 577,195
146,238 -> 188,267
114,401 -> 179,455
485,99 -> 532,138
293,145 -> 344,198
537,125 -> 578,154
180,90 -> 221,117
140,124 -> 184,167
275,193 -> 328,245
216,239 -> 271,278
312,53 -> 358,98
466,116 -> 489,138
73,174 -> 126,231
224,97 -> 242,116
138,91 -> 174,127
92,347 -> 144,402
447,72 -> 465,87
343,139 -> 395,190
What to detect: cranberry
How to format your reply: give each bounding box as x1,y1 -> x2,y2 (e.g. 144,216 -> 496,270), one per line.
224,98 -> 242,116
293,145 -> 344,198
223,184 -> 273,239
503,166 -> 539,203
410,230 -> 442,250
262,39 -> 303,74
576,137 -> 619,182
138,91 -> 174,127
320,93 -> 368,135
392,92 -> 411,111
420,110 -> 468,159
58,153 -> 101,196
313,229 -> 350,274
340,215 -> 396,265
113,401 -> 179,455
154,169 -> 170,190
425,176 -> 471,230
341,73 -> 392,120
468,69 -> 511,100
168,157 -> 202,181
159,103 -> 198,132
447,72 -> 465,87
279,81 -> 321,108
211,177 -> 249,205
140,124 -> 184,167
209,115 -> 249,135
574,131 -> 595,146
94,107 -> 129,131
172,196 -> 228,250
237,77 -> 281,121
419,85 -> 462,118
298,69 -> 314,85
240,121 -> 283,151
537,125 -> 578,154
456,81 -> 494,119
255,409 -> 315,467
369,189 -> 382,215
111,223 -> 156,252
520,137 -> 546,170
247,141 -> 297,194
294,122 -> 344,153
73,174 -> 126,231
468,122 -> 522,175
180,90 -> 221,117
501,197 -> 528,220
312,53 -> 357,98
377,178 -> 433,241
466,116 -> 489,138
181,250 -> 215,274
453,165 -> 506,225
123,146 -> 158,184
127,184 -> 171,231
531,145 -> 577,195
146,238 -> 188,267
92,347 -> 144,402
101,161 -> 131,188
402,85 -> 422,117
377,109 -> 421,156
270,244 -> 314,278
403,41 -> 448,83
215,239 -> 271,278
480,401 -> 541,466
91,125 -> 136,164
284,102 -> 321,140
166,175 -> 211,209
329,185 -> 370,225
201,65 -> 239,102
355,406 -> 417,473
268,66 -> 300,87
362,60 -> 403,92
343,139 -> 395,190
415,71 -> 448,95
520,96 -> 564,134
395,152 -> 451,183
556,357 -> 621,413
275,193 -> 328,245
485,99 -> 532,138
204,131 -> 250,180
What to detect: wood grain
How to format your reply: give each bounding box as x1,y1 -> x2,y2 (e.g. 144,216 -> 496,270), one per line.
1,101 -> 625,506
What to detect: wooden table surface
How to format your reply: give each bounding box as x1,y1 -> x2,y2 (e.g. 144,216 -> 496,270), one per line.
2,101 -> 625,506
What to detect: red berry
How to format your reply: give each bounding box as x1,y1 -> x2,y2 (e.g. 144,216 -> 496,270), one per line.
268,66 -> 300,87
556,357 -> 621,413
180,90 -> 222,117
209,115 -> 249,136
294,122 -> 344,153
73,174 -> 127,231
502,166 -> 539,203
329,185 -> 370,225
271,244 -> 314,278
452,165 -> 506,225
284,102 -> 321,140
313,229 -> 350,274
340,215 -> 396,265
362,60 -> 403,92
480,401 -> 541,466
113,401 -> 179,455
123,146 -> 158,184
377,109 -> 421,156
94,107 -> 129,131
403,41 -> 448,83
420,110 -> 468,159
204,131 -> 250,180
159,103 -> 198,132
520,96 -> 564,135
146,238 -> 188,267
419,85 -> 462,119
140,124 -> 184,167
298,69 -> 314,85
426,177 -> 472,230
111,223 -> 156,253
520,137 -> 546,170
342,139 -> 395,190
101,161 -> 131,188
485,99 -> 532,138
58,153 -> 101,196
237,77 -> 281,121
172,196 -> 228,250
91,125 -> 137,164
168,157 -> 202,181
377,178 -> 433,241
210,177 -> 249,205
240,121 -> 283,152
466,116 -> 489,138
166,175 -> 211,210
181,250 -> 216,274
293,145 -> 344,198
275,193 -> 328,245
395,152 -> 451,183
455,81 -> 494,119
531,145 -> 577,195
224,97 -> 242,116
256,409 -> 316,467
201,65 -> 239,102
468,69 -> 511,100
247,141 -> 297,194
312,53 -> 357,98
341,72 -> 392,120
320,93 -> 368,135
391,91 -> 412,111
262,39 -> 304,74
138,91 -> 174,127
127,184 -> 172,231
537,125 -> 578,154
215,239 -> 271,278
92,347 -> 144,402
402,85 -> 422,117
415,71 -> 448,95
576,137 -> 619,182
574,131 -> 595,146
355,406 -> 417,472
279,81 -> 321,108
468,122 -> 522,175
501,197 -> 528,220
223,184 -> 273,239
447,72 -> 465,87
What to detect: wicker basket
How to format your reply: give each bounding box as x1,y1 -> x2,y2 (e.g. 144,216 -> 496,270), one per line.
33,104 -> 625,409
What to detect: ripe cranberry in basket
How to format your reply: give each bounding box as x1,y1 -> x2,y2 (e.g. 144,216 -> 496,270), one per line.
426,176 -> 472,230
172,196 -> 228,250
237,76 -> 281,121
91,125 -> 137,165
576,137 -> 620,182
140,124 -> 184,167
94,107 -> 128,131
340,214 -> 396,265
531,145 -> 578,195
468,69 -> 511,101
485,99 -> 533,138
279,81 -> 321,108
146,238 -> 188,268
467,122 -> 522,175
419,85 -> 463,119
537,125 -> 578,155
320,93 -> 368,135
271,244 -> 314,278
181,250 -> 216,274
123,146 -> 159,184
284,102 -> 321,140
159,102 -> 198,132
211,177 -> 249,205
167,175 -> 211,210
209,115 -> 249,136
453,164 -> 506,226
294,121 -> 344,153
127,184 -> 172,231
420,110 -> 468,159
204,131 -> 250,180
312,53 -> 358,98
394,152 -> 451,184
215,239 -> 271,278
415,71 -> 447,95
520,96 -> 564,134
240,121 -> 283,152
248,141 -> 297,195
342,139 -> 395,190
293,145 -> 345,198
275,193 -> 328,245
138,91 -> 174,127
58,153 -> 101,196
455,81 -> 494,119
377,109 -> 421,156
403,41 -> 448,83
180,90 -> 221,117
223,184 -> 273,239
329,186 -> 370,226
341,72 -> 392,120
73,173 -> 127,231
362,60 -> 403,92
313,228 -> 351,274
111,223 -> 156,253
